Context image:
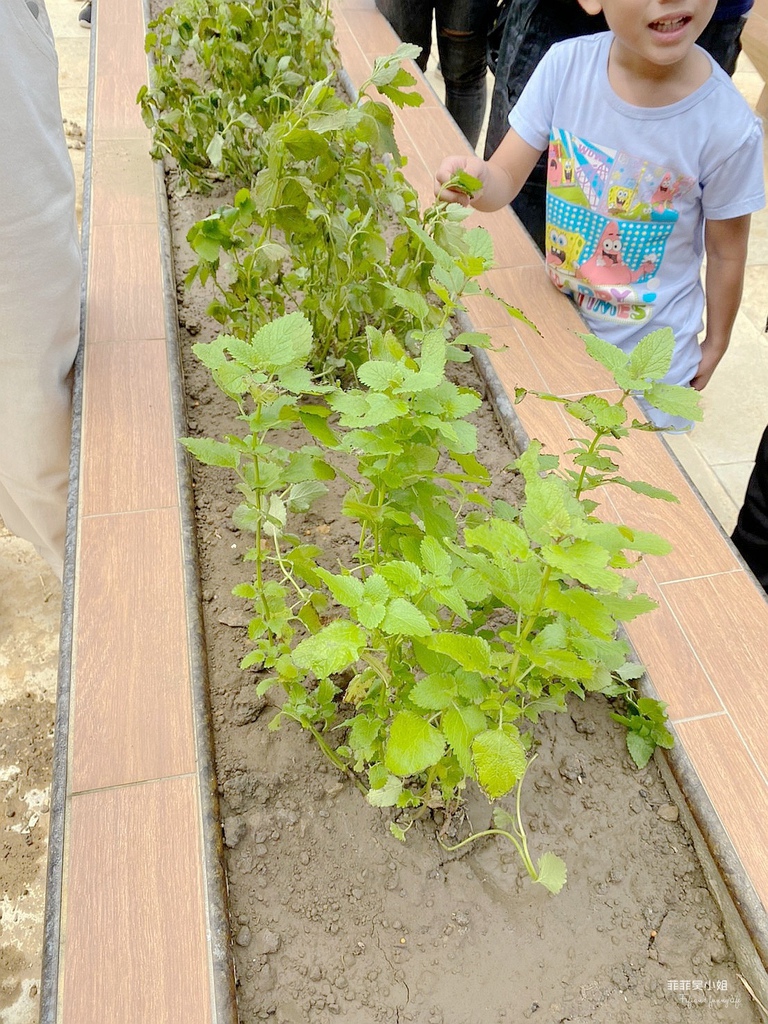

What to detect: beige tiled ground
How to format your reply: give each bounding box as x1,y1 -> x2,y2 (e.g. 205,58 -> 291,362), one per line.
665,52 -> 768,536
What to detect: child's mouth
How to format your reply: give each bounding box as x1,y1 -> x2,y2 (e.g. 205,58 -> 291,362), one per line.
648,14 -> 692,32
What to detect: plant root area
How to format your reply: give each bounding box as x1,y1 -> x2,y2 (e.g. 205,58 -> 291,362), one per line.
170,179 -> 761,1024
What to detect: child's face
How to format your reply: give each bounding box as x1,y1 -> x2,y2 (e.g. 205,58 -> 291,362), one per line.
580,0 -> 717,68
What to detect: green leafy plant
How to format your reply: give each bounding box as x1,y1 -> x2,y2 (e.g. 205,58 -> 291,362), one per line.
139,0 -> 338,192
186,310 -> 689,893
181,45 -> 524,373
162,3 -> 688,892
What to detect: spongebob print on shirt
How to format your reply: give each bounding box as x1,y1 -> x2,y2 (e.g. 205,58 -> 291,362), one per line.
544,127 -> 695,324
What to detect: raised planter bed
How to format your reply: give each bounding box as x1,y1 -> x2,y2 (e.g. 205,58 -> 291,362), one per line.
154,2 -> 768,1021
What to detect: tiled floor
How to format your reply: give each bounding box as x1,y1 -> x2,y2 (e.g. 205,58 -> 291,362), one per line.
41,2 -> 233,1022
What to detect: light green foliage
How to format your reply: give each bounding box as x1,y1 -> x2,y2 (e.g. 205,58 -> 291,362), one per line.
169,9 -> 684,891
139,0 -> 338,191
182,64 -> 502,371
188,311 -> 686,891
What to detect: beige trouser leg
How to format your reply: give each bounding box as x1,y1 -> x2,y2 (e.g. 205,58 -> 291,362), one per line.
0,0 -> 81,580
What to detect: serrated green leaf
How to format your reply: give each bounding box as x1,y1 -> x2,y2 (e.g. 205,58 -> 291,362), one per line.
465,518 -> 530,561
627,328 -> 675,381
422,633 -> 491,673
287,479 -> 328,512
390,822 -> 408,841
581,333 -> 629,376
441,705 -> 487,775
420,535 -> 452,577
315,568 -> 364,608
541,540 -> 623,592
409,674 -> 457,711
644,382 -> 703,422
181,436 -> 239,468
626,730 -> 656,769
385,285 -> 430,322
292,620 -> 368,677
385,711 -> 446,776
367,775 -> 403,807
357,360 -> 406,392
472,729 -> 527,798
536,851 -> 567,894
348,715 -> 381,758
377,561 -> 422,595
611,476 -> 679,502
206,131 -> 223,167
250,311 -> 314,371
381,597 -> 432,637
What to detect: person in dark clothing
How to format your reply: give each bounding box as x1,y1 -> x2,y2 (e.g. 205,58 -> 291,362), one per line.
486,0 -> 755,251
375,0 -> 496,149
732,427 -> 768,594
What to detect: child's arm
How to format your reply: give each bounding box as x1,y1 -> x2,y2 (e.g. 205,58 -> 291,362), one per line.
692,215 -> 752,391
434,129 -> 544,212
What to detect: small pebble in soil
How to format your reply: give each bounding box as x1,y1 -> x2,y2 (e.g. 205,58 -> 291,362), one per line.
223,816 -> 247,849
657,803 -> 680,822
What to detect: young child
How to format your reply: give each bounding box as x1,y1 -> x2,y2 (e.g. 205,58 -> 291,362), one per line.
435,0 -> 765,427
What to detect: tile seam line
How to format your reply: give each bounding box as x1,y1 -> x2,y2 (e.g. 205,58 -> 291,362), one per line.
630,544 -> 768,790
650,584 -> 768,791
79,503 -> 181,521
670,710 -> 729,726
68,771 -> 198,798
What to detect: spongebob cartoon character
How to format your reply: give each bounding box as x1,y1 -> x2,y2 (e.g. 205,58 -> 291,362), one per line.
546,224 -> 585,274
607,184 -> 636,216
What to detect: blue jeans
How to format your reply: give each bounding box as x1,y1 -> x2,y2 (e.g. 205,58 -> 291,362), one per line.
375,0 -> 495,148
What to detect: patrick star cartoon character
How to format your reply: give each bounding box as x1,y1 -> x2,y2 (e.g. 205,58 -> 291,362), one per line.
650,172 -> 679,213
577,222 -> 656,286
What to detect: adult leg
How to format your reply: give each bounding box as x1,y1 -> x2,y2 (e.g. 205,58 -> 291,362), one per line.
374,0 -> 434,71
434,0 -> 496,149
696,16 -> 748,77
0,1 -> 81,579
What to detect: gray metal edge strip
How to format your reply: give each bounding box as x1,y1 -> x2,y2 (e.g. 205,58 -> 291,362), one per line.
39,4 -> 97,1021
153,154 -> 239,1024
145,0 -> 238,1017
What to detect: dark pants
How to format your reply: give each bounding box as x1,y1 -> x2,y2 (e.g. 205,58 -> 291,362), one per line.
485,2 -> 750,251
732,427 -> 768,594
375,0 -> 495,148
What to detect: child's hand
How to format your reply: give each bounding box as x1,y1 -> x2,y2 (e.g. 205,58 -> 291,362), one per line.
691,335 -> 727,391
434,156 -> 488,206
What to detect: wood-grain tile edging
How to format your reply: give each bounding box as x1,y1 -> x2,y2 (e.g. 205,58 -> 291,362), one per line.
334,0 -> 768,978
39,3 -> 237,1022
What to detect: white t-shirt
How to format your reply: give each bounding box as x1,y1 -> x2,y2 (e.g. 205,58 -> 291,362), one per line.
509,33 -> 765,387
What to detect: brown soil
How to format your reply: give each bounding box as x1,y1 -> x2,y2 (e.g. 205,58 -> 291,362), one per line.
168,174 -> 762,1023
0,537 -> 58,1023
